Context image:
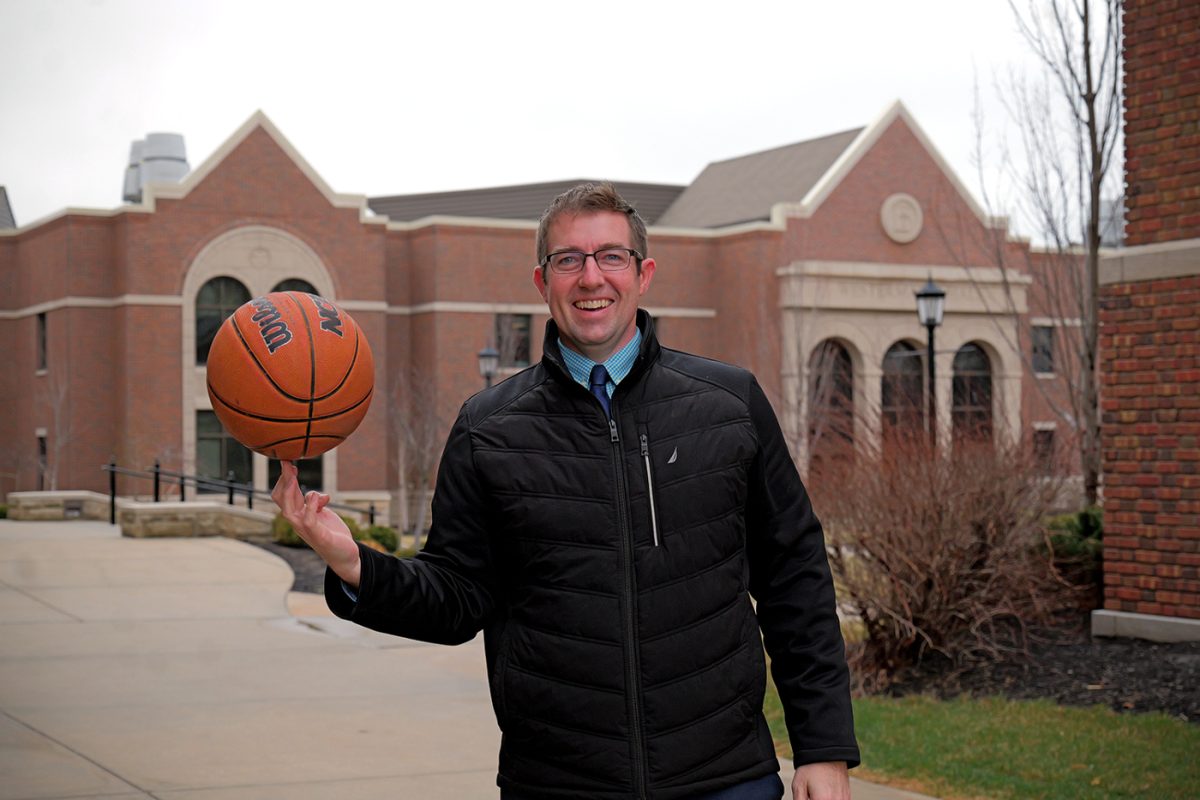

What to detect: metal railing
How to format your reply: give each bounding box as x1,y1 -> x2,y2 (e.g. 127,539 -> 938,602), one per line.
101,459 -> 376,527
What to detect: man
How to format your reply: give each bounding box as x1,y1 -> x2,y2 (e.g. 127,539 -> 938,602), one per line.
273,183 -> 859,799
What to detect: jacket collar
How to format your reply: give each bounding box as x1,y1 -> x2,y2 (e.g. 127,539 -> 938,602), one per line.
541,309 -> 660,388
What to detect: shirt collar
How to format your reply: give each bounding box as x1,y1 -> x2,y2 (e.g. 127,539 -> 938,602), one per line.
559,329 -> 642,390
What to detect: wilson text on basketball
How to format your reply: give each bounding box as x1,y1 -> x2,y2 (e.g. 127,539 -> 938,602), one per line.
250,296 -> 293,353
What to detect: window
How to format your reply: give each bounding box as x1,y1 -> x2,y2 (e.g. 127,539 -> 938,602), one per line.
37,434 -> 47,491
1032,326 -> 1055,374
196,277 -> 251,365
952,344 -> 993,445
881,342 -> 923,448
496,313 -> 531,368
196,411 -> 252,487
1033,428 -> 1056,474
272,278 -> 317,294
808,340 -> 854,469
268,457 -> 323,493
36,312 -> 47,371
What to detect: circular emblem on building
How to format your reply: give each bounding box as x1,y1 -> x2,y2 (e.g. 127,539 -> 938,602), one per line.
249,246 -> 271,267
880,193 -> 923,244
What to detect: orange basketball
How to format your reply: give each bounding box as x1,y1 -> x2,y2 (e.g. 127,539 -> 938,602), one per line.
205,292 -> 374,460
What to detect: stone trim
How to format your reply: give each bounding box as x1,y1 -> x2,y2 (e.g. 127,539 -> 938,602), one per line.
2,296 -> 715,321
1099,237 -> 1200,285
1092,609 -> 1200,642
0,295 -> 182,320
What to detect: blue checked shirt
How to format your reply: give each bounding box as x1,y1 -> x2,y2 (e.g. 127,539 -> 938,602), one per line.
558,329 -> 642,399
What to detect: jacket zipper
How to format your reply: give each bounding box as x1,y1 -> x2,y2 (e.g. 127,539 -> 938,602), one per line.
639,434 -> 661,547
609,416 -> 649,798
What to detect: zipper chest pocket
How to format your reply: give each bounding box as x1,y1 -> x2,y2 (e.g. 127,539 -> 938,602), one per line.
639,433 -> 661,547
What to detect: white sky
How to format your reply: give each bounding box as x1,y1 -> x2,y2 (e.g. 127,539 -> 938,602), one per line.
0,0 -> 1046,231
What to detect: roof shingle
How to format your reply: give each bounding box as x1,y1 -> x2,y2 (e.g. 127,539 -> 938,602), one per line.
655,128 -> 863,228
368,179 -> 685,225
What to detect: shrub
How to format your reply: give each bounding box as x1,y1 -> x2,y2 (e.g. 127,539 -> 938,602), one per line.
0,503 -> 7,519
341,514 -> 364,540
1045,506 -> 1103,605
271,513 -> 305,547
807,430 -> 1078,692
366,524 -> 398,552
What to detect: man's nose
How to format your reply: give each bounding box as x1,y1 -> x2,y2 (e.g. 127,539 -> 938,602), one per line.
576,254 -> 605,286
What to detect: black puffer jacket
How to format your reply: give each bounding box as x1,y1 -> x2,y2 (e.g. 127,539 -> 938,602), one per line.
326,312 -> 859,798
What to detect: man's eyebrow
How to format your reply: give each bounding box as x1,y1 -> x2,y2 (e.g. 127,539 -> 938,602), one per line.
550,242 -> 628,252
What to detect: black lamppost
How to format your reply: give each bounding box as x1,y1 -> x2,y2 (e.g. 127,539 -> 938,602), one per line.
477,345 -> 499,388
915,277 -> 946,448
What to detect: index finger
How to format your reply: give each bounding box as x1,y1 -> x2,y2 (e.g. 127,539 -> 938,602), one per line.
270,461 -> 301,510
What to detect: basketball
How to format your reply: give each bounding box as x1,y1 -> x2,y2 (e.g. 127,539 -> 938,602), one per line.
205,292 -> 374,460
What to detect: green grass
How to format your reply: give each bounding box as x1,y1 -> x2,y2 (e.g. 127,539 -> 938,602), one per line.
765,684 -> 1199,799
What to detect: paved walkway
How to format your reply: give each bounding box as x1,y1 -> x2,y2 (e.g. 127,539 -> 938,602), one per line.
0,519 -> 937,799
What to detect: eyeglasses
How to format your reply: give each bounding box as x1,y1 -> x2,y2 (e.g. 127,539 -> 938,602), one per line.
540,247 -> 642,275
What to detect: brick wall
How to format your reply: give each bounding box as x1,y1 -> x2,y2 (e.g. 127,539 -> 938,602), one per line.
1099,273 -> 1200,618
0,110 -> 1047,506
1123,0 -> 1200,246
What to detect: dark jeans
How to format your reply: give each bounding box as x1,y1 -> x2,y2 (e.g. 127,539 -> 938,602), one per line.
501,772 -> 784,800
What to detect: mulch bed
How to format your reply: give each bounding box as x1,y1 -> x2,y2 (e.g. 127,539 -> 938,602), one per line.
885,624 -> 1200,723
257,541 -> 1200,723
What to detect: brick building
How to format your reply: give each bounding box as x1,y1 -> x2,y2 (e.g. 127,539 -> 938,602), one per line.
1,102 -> 1067,525
1094,0 -> 1200,638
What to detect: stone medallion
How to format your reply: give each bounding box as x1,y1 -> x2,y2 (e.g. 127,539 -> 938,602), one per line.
881,193 -> 923,244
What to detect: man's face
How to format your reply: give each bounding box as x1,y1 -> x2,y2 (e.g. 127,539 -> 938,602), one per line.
533,211 -> 655,363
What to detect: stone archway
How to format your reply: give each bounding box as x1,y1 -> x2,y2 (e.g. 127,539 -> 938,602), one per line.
180,226 -> 338,494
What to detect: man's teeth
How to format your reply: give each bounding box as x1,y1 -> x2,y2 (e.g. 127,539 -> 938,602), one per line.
575,299 -> 612,310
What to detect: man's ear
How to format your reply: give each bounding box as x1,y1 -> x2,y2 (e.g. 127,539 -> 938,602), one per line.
638,257 -> 656,296
532,265 -> 548,301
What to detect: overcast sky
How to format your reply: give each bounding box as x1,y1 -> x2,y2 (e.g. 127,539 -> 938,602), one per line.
1,0 -> 1048,231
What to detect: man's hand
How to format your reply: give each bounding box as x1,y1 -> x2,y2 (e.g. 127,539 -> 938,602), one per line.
791,761 -> 850,800
270,460 -> 362,587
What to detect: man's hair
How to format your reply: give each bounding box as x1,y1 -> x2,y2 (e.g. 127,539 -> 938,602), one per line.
535,182 -> 649,273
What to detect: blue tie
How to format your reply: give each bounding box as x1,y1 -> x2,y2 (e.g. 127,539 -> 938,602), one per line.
589,364 -> 611,418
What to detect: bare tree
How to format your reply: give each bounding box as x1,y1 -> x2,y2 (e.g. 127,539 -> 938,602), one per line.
951,0 -> 1121,507
34,364 -> 74,491
390,368 -> 449,550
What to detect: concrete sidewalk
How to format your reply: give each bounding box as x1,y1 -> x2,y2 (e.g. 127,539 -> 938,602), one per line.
0,519 -> 937,800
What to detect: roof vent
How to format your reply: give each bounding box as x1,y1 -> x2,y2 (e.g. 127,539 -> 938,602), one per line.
122,133 -> 188,203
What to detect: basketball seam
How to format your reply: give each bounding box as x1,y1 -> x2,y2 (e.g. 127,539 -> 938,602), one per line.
283,291 -> 317,459
225,296 -> 362,405
208,384 -> 373,423
314,324 -> 361,402
228,315 -> 311,403
254,433 -> 345,450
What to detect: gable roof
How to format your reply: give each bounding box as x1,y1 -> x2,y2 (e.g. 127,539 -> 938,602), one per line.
368,180 -> 685,225
655,101 -> 998,231
655,128 -> 863,228
150,110 -> 373,218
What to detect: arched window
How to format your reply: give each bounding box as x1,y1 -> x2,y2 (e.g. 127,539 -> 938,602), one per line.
272,278 -> 318,294
953,344 -> 993,445
808,340 -> 854,469
881,341 -> 923,448
196,277 -> 250,364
